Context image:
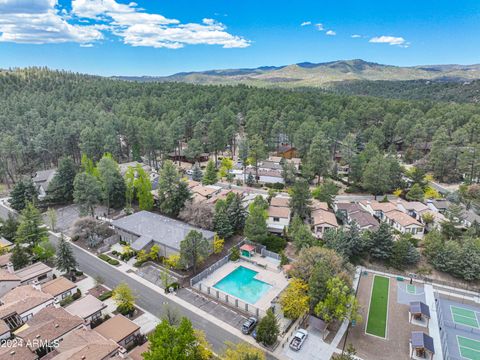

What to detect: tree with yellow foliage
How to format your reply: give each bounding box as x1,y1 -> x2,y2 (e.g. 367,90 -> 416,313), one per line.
223,342 -> 266,360
213,234 -> 225,254
280,278 -> 309,319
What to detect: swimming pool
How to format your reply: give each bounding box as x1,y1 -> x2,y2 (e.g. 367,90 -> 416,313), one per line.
213,266 -> 272,304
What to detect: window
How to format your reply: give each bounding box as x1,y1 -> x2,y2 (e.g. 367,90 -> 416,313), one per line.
124,334 -> 136,345
61,291 -> 72,299
91,311 -> 101,321
37,274 -> 48,281
273,217 -> 280,222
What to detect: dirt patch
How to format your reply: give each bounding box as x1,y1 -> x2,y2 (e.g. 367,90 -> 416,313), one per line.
88,285 -> 110,298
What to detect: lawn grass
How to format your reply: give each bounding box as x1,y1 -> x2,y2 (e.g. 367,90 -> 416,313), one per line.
366,275 -> 390,338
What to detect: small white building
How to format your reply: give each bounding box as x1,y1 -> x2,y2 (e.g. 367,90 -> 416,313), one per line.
65,294 -> 107,326
267,206 -> 290,234
32,169 -> 57,200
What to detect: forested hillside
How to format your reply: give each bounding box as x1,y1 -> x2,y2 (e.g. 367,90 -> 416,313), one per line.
329,79 -> 480,103
0,68 -> 479,185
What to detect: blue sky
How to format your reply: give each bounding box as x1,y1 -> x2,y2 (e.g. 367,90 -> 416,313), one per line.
0,0 -> 479,76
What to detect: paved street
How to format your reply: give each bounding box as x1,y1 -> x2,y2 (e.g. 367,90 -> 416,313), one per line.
0,200 -> 277,359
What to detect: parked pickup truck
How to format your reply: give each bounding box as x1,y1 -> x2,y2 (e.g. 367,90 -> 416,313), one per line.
289,329 -> 308,351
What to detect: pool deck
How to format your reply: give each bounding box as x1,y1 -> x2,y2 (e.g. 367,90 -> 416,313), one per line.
200,255 -> 289,312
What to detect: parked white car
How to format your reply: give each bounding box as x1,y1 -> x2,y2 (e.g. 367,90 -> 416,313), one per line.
289,329 -> 308,351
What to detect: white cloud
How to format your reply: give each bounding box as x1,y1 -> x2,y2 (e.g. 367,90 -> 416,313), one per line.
0,0 -> 250,48
315,23 -> 324,31
0,0 -> 102,44
300,21 -> 311,26
326,30 -> 336,36
369,35 -> 407,46
72,0 -> 249,48
351,34 -> 361,38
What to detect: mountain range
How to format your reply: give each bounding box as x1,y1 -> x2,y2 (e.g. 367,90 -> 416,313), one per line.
113,59 -> 480,88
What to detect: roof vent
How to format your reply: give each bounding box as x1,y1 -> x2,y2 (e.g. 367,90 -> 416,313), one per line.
9,351 -> 15,356
54,323 -> 59,328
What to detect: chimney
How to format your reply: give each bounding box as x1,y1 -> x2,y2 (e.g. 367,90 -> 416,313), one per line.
31,280 -> 41,291
6,262 -> 14,274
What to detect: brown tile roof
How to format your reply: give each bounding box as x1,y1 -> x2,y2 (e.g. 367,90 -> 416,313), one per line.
0,253 -> 12,268
15,262 -> 52,283
128,341 -> 149,360
0,286 -> 53,319
94,315 -> 140,343
312,210 -> 338,227
15,307 -> 84,350
48,328 -> 119,360
311,200 -> 328,211
397,200 -> 429,212
0,343 -> 37,360
0,268 -> 20,282
41,277 -> 76,297
186,180 -> 200,189
270,197 -> 290,208
360,200 -> 397,213
268,206 -> 290,219
191,185 -> 219,197
385,210 -> 423,227
349,211 -> 379,230
65,295 -> 107,320
335,202 -> 362,214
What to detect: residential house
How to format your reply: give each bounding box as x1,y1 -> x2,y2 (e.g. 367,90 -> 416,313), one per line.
94,315 -> 141,350
311,200 -> 329,212
15,307 -> 84,358
383,210 -> 424,237
40,277 -> 77,302
15,262 -> 53,285
118,161 -> 152,177
0,268 -> 20,297
426,199 -> 451,215
348,211 -> 379,232
65,295 -> 107,326
112,211 -> 215,259
128,341 -> 149,360
276,144 -> 297,159
0,285 -> 55,331
205,189 -> 243,205
311,210 -> 338,239
270,196 -> 290,208
396,200 -> 431,222
359,200 -> 398,220
191,184 -> 222,203
0,342 -> 38,360
32,169 -> 56,200
243,168 -> 284,184
333,202 -> 363,222
461,208 -> 480,228
46,327 -> 119,360
267,207 -> 290,234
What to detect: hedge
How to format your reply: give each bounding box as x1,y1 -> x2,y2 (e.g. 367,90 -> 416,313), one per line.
98,254 -> 120,266
99,291 -> 113,301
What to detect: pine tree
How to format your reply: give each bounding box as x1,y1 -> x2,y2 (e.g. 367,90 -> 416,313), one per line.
406,183 -> 425,201
202,160 -> 217,185
244,204 -> 267,243
246,172 -> 255,187
213,204 -> 234,239
47,157 -> 77,203
290,179 -> 312,221
134,164 -> 154,211
191,163 -> 203,182
73,172 -> 103,216
370,222 -> 394,260
15,202 -> 49,252
56,235 -> 77,277
11,246 -> 30,270
10,179 -> 38,212
97,154 -> 126,212
256,309 -> 279,346
227,194 -> 246,232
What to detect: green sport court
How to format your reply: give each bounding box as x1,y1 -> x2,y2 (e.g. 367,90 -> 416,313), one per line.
406,284 -> 416,294
457,336 -> 480,360
451,306 -> 480,328
366,275 -> 389,338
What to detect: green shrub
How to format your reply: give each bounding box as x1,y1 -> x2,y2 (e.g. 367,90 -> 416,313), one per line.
59,295 -> 74,307
75,270 -> 83,276
98,254 -> 120,266
99,291 -> 113,301
117,304 -> 135,316
261,234 -> 286,253
72,289 -> 82,300
229,246 -> 240,261
165,282 -> 180,293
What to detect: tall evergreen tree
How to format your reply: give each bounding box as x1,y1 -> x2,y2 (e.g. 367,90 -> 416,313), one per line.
256,309 -> 279,346
97,154 -> 126,212
289,179 -> 312,221
73,172 -> 103,216
10,179 -> 38,212
47,157 -> 77,204
227,193 -> 247,232
244,203 -> 268,243
191,162 -> 203,182
369,222 -> 394,260
202,160 -> 217,185
134,164 -> 154,211
56,235 -> 77,277
179,230 -> 210,274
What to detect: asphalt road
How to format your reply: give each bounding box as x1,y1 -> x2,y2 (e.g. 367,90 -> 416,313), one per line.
0,201 -> 277,359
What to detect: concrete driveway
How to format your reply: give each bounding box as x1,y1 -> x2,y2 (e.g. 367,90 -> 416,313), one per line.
283,330 -> 332,360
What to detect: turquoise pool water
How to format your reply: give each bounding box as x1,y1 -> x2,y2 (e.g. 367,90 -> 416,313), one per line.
213,266 -> 272,304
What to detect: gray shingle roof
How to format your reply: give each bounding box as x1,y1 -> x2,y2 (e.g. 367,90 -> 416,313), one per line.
411,331 -> 434,353
112,211 -> 215,251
